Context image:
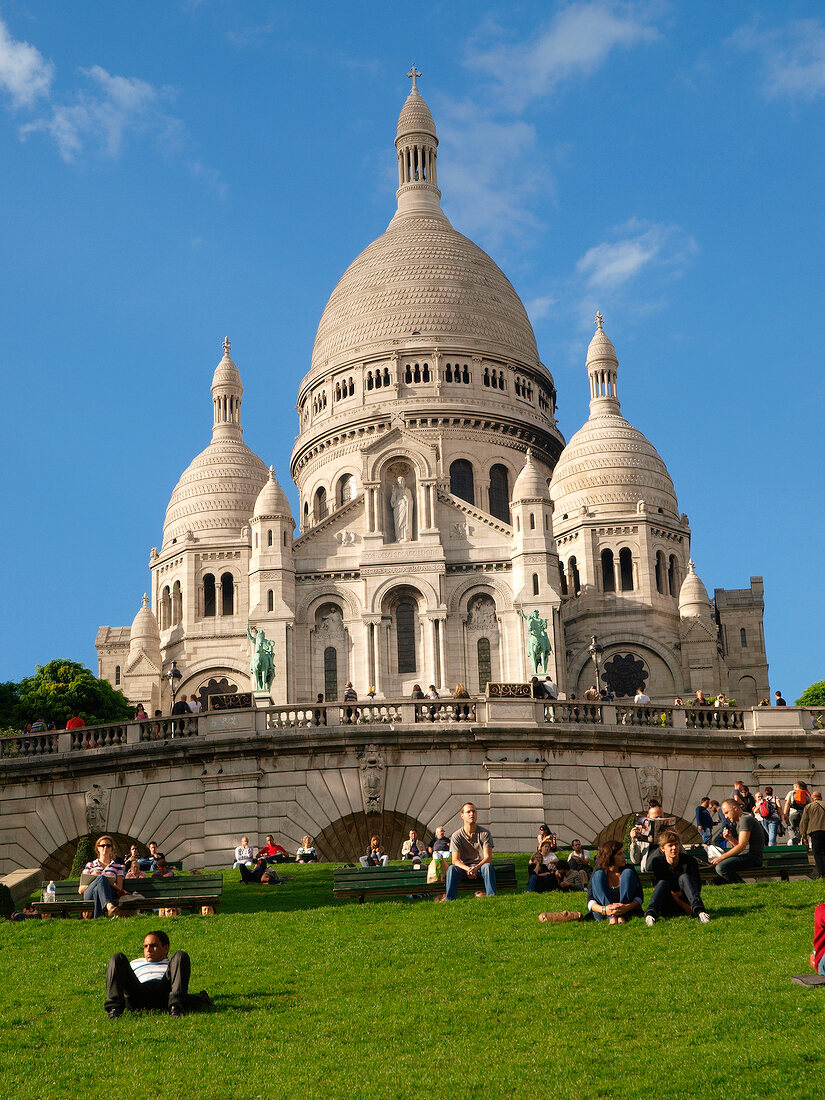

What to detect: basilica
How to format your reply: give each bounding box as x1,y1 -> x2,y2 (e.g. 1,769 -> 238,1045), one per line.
96,76 -> 770,712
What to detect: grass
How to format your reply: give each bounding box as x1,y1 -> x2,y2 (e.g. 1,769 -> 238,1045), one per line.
1,858 -> 824,1099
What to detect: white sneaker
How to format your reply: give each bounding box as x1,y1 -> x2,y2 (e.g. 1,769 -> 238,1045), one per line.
645,914 -> 656,926
698,911 -> 711,924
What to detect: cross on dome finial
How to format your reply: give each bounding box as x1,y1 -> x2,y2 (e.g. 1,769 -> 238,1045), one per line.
595,311 -> 604,330
223,336 -> 231,355
407,64 -> 422,91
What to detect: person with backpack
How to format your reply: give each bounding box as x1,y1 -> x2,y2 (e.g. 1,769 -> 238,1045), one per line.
758,785 -> 783,846
784,782 -> 812,845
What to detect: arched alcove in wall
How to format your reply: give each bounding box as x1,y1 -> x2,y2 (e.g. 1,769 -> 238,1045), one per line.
591,813 -> 700,849
41,831 -> 143,880
314,809 -> 434,863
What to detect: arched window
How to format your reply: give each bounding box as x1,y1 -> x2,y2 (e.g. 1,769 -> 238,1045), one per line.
172,581 -> 182,625
267,529 -> 273,547
740,628 -> 747,648
324,646 -> 338,701
160,585 -> 172,629
267,590 -> 274,612
489,464 -> 510,523
619,548 -> 634,591
668,555 -> 677,596
450,459 -> 474,504
337,474 -> 355,507
314,487 -> 327,522
477,637 -> 492,693
569,556 -> 581,596
396,599 -> 416,674
558,561 -> 568,596
115,665 -> 121,685
529,513 -> 535,530
283,531 -> 288,548
303,501 -> 309,528
601,549 -> 615,592
203,575 -> 215,617
221,572 -> 234,616
655,551 -> 665,594
532,573 -> 539,596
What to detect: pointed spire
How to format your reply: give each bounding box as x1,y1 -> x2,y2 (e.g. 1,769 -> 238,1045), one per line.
394,69 -> 442,218
586,311 -> 620,415
211,337 -> 243,441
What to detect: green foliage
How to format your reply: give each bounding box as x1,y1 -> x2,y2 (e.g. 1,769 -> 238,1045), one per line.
796,681 -> 825,707
14,659 -> 132,728
0,681 -> 20,730
70,835 -> 94,878
2,865 -> 824,1096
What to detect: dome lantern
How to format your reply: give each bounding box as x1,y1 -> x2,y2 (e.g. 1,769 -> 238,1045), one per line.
587,311 -> 620,414
211,336 -> 244,442
394,66 -> 442,218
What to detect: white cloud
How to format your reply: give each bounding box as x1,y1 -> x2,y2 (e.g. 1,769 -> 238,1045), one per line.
576,220 -> 695,290
467,1 -> 662,111
526,294 -> 557,321
0,16 -> 54,108
21,65 -> 178,161
732,19 -> 825,100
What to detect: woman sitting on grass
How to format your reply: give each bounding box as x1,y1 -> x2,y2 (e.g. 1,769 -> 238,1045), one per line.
79,834 -> 124,918
589,841 -> 643,923
359,836 -> 389,867
526,848 -> 557,893
296,835 -> 318,862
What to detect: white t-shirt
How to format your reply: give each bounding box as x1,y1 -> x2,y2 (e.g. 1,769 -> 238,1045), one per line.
130,958 -> 169,983
634,693 -> 651,704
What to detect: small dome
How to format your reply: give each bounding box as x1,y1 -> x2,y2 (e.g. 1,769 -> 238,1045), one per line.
254,466 -> 292,519
130,594 -> 160,643
163,440 -> 268,548
679,560 -> 712,618
396,87 -> 436,141
586,322 -> 618,367
512,450 -> 550,502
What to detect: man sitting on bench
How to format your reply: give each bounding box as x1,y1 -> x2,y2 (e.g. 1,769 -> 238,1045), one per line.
105,930 -> 213,1019
440,802 -> 496,901
710,799 -> 764,883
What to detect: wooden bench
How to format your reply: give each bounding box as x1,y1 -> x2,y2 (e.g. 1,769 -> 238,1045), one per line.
638,845 -> 813,887
32,875 -> 223,917
333,860 -> 517,903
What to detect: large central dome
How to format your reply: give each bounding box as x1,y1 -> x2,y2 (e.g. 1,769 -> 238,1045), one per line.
308,80 -> 541,375
310,214 -> 540,371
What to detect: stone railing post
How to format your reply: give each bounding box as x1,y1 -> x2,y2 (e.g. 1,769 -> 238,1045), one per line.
126,722 -> 141,745
57,732 -> 71,754
671,708 -> 687,729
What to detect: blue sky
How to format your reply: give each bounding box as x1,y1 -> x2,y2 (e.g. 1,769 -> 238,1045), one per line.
1,1 -> 822,700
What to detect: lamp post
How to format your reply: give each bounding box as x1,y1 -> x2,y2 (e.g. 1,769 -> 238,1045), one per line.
166,660 -> 182,710
588,636 -> 604,691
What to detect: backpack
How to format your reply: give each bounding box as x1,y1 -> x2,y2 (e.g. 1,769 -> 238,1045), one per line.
759,799 -> 771,818
794,789 -> 810,807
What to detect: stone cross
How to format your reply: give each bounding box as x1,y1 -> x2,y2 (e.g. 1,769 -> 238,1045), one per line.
407,65 -> 422,91
223,336 -> 231,354
595,311 -> 604,330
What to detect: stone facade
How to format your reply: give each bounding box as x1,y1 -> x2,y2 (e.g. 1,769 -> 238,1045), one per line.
96,79 -> 769,713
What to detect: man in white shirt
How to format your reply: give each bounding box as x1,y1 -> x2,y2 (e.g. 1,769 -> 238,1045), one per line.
634,688 -> 651,705
105,930 -> 212,1019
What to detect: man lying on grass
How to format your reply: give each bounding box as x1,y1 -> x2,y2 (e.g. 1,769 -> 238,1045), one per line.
105,930 -> 213,1019
645,829 -> 710,925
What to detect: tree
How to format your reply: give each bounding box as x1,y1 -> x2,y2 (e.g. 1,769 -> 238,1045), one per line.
16,660 -> 133,728
796,681 -> 825,707
0,680 -> 20,730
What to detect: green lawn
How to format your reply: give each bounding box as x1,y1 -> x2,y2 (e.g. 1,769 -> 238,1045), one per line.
1,859 -> 823,1099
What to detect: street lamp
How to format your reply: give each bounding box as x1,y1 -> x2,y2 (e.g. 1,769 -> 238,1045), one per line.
166,660 -> 182,709
588,636 -> 604,690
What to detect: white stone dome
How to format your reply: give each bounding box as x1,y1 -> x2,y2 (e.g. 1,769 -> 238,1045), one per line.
130,594 -> 160,647
679,560 -> 713,618
512,450 -> 550,502
396,87 -> 436,139
309,213 -> 541,373
163,441 -> 267,547
254,466 -> 292,519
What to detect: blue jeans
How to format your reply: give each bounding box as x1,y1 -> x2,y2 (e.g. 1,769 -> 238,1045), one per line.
699,827 -> 712,845
445,863 -> 496,900
526,872 -> 556,893
83,875 -> 117,917
590,867 -> 642,920
645,874 -> 705,918
818,955 -> 825,976
765,819 -> 779,846
715,854 -> 761,883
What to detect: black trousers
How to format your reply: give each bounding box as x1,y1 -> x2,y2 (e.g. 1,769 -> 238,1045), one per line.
105,951 -> 208,1014
810,831 -> 825,878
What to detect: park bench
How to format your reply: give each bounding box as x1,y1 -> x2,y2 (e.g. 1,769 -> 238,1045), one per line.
32,874 -> 223,917
333,859 -> 517,903
637,845 -> 813,887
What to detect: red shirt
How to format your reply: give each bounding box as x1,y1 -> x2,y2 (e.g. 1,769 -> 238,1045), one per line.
258,843 -> 287,858
66,716 -> 85,729
813,903 -> 825,971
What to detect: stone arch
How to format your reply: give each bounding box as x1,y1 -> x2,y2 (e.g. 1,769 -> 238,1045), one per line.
363,438 -> 436,483
314,809 -> 434,863
447,575 -> 512,614
177,662 -> 249,700
591,813 -> 700,849
570,634 -> 681,698
296,586 -> 362,624
369,575 -> 440,616
41,830 -> 142,881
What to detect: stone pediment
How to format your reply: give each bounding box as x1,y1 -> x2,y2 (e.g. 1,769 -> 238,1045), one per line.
293,493 -> 363,549
436,488 -> 513,539
125,650 -> 162,676
679,616 -> 716,643
360,425 -> 439,480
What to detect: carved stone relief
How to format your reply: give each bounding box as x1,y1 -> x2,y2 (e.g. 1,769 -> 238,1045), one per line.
358,743 -> 385,815
85,784 -> 110,834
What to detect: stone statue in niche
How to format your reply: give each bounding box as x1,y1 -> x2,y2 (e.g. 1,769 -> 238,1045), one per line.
358,744 -> 385,815
390,475 -> 414,542
467,595 -> 497,631
85,784 -> 110,834
637,765 -> 663,807
316,605 -> 344,639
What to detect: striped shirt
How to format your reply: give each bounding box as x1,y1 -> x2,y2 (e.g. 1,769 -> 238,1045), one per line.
130,958 -> 169,984
83,859 -> 124,880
